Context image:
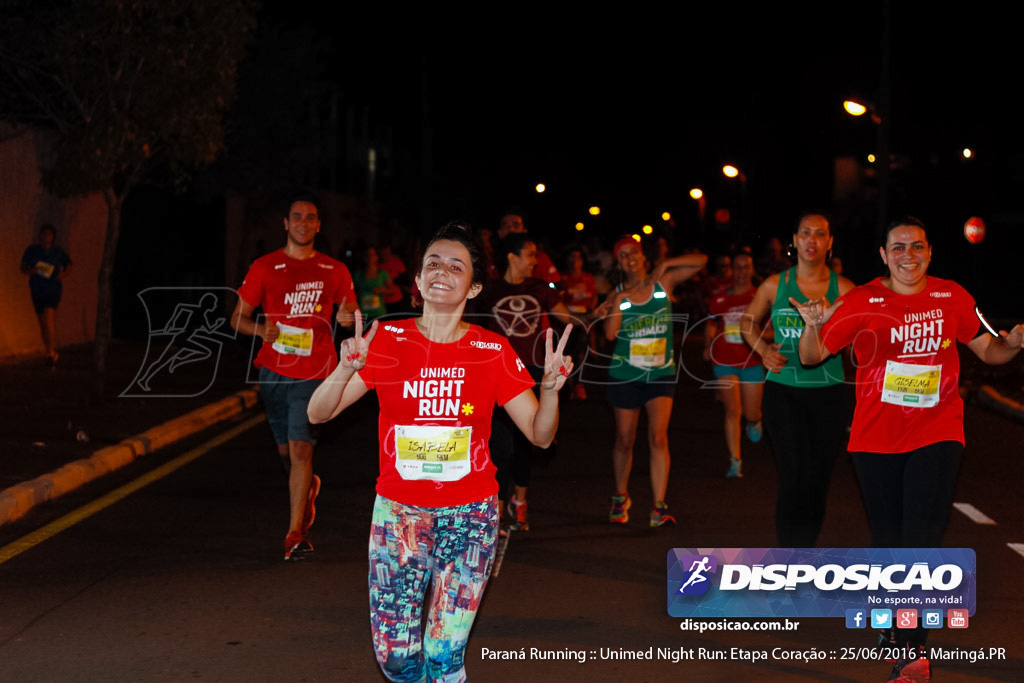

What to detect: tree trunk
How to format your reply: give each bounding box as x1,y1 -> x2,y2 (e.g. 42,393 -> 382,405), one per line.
93,187 -> 124,397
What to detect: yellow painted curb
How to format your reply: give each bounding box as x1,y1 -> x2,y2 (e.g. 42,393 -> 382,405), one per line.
0,388 -> 259,526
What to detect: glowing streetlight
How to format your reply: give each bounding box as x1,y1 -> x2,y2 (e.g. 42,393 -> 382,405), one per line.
630,233 -> 641,242
661,212 -> 671,221
722,165 -> 739,178
588,206 -> 600,215
535,183 -> 546,193
843,98 -> 881,124
575,222 -> 585,231
867,153 -> 876,163
843,100 -> 868,117
962,148 -> 974,159
642,224 -> 653,235
689,188 -> 703,200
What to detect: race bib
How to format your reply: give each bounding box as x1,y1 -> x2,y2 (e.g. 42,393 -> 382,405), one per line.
629,337 -> 667,367
34,261 -> 55,278
272,322 -> 314,356
394,425 -> 472,482
723,322 -> 743,344
881,360 -> 941,408
360,293 -> 382,310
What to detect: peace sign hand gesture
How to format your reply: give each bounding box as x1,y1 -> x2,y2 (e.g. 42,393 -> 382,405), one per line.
541,324 -> 574,391
339,309 -> 378,371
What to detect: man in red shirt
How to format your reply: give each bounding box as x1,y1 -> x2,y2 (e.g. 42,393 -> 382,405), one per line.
231,194 -> 356,560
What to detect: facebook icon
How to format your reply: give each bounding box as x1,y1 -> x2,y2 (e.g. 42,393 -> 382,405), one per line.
845,609 -> 866,629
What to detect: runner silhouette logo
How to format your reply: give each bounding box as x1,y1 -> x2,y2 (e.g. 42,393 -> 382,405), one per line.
678,554 -> 718,595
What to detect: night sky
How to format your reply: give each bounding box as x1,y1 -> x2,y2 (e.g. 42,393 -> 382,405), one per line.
117,3 -> 1018,318
319,5 -> 1020,241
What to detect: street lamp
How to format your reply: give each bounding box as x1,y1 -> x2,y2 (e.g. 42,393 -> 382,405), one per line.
843,98 -> 881,124
843,100 -> 867,117
842,95 -> 890,246
690,187 -> 706,233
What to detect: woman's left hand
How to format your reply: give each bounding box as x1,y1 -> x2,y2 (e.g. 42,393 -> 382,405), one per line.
541,325 -> 574,391
1002,324 -> 1024,348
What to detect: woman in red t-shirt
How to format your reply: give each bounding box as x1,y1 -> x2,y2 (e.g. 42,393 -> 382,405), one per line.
704,252 -> 764,478
308,222 -> 573,682
794,217 -> 1024,681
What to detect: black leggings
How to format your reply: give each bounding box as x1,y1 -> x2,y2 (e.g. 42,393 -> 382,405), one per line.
490,366 -> 545,499
851,441 -> 963,650
762,381 -> 852,547
850,441 -> 962,547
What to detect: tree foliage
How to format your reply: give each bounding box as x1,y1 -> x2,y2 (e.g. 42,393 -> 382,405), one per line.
1,0 -> 255,197
0,0 -> 256,390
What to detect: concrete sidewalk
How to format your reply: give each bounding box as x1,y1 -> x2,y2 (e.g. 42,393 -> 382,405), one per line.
0,340 -> 261,525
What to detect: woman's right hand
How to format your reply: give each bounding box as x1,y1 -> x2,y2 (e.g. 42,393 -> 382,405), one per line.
339,310 -> 378,370
761,343 -> 788,373
789,296 -> 843,330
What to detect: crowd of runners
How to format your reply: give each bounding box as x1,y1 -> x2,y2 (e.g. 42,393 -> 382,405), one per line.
226,194 -> 1024,682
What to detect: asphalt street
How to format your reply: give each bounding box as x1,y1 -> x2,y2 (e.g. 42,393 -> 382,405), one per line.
2,336 -> 1023,681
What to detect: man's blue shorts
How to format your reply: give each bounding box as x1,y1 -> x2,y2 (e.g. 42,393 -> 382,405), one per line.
258,366 -> 321,445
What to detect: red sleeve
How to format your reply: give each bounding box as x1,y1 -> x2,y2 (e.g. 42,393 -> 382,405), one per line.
236,259 -> 266,307
820,290 -> 861,356
495,343 -> 535,406
955,285 -> 980,343
334,264 -> 356,305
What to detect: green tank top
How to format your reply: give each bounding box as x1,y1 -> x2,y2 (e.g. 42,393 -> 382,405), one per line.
609,282 -> 675,382
767,267 -> 844,387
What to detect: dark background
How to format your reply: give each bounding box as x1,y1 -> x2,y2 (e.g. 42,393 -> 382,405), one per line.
115,3 -> 1024,330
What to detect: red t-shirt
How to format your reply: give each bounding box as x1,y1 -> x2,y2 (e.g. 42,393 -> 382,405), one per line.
708,287 -> 759,368
359,321 -> 535,507
237,250 -> 355,380
821,276 -> 980,453
562,271 -> 598,314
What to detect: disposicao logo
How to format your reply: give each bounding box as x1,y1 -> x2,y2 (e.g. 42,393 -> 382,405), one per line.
677,555 -> 718,595
667,548 -> 976,619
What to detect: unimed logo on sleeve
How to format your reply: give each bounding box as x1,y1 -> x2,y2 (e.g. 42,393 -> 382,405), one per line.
667,548 -> 976,619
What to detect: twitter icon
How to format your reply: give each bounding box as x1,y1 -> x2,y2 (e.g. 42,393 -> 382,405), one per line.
871,609 -> 892,629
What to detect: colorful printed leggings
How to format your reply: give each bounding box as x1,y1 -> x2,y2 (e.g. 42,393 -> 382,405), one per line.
369,494 -> 498,683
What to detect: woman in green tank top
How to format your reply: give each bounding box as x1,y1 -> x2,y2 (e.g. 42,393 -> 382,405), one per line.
741,213 -> 855,547
600,236 -> 706,528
